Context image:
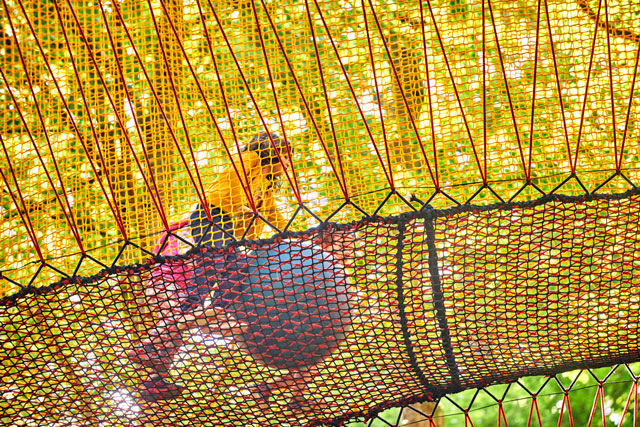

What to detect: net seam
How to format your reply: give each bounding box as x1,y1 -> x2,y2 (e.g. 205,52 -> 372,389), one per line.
425,214 -> 461,390
395,220 -> 437,395
3,186 -> 640,305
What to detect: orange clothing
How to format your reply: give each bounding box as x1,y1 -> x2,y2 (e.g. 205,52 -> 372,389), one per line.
204,150 -> 288,240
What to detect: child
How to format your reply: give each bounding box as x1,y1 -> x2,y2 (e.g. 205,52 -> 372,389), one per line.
129,132 -> 293,401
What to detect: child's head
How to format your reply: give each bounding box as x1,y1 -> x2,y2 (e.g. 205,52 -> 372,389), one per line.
243,132 -> 292,167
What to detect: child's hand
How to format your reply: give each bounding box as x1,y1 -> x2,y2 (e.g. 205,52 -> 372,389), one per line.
314,230 -> 356,265
240,205 -> 255,216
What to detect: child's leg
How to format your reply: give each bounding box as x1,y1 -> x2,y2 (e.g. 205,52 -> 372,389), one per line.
130,211 -> 247,402
128,265 -> 190,401
189,206 -> 234,248
129,265 -> 189,374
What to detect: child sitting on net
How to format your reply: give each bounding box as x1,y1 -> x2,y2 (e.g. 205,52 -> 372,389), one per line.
129,132 -> 293,401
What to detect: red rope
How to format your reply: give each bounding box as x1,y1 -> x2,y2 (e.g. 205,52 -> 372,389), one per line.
586,382 -> 604,427
617,380 -> 638,427
193,0 -> 258,212
418,0 -> 440,189
603,0 -> 619,169
361,0 -> 394,190
0,20 -> 85,253
543,0 -> 575,175
574,0 -> 604,174
482,0 -> 487,179
0,137 -> 44,262
527,395 -> 543,427
249,1 -> 304,202
498,401 -> 509,427
422,0 -> 486,184
256,0 -> 352,200
309,0 -> 396,189
365,0 -> 437,186
486,0 -> 528,182
45,2 -> 130,238
526,0 -> 543,181
301,0 -> 351,198
61,0 -> 171,232
204,0 -> 302,208
146,0 -> 215,210
556,391 -> 574,427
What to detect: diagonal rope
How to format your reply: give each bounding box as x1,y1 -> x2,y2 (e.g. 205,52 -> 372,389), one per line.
201,0 -> 302,206
603,0 -> 619,169
0,135 -> 44,263
309,0 -> 396,189
2,0 -> 129,240
573,0 -> 604,173
255,0 -> 353,200
543,0 -> 574,175
301,0 -> 350,198
365,0 -> 437,186
527,0 -> 544,179
192,0 -> 258,213
145,0 -> 213,214
59,0 -> 171,232
422,0 -> 486,184
0,65 -> 85,254
250,1 -> 304,202
487,0 -> 528,182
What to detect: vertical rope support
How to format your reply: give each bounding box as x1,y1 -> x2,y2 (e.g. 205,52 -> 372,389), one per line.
424,214 -> 461,389
395,220 -> 436,395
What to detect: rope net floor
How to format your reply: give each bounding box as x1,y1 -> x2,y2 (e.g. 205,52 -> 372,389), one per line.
1,0 -> 640,425
2,191 -> 640,426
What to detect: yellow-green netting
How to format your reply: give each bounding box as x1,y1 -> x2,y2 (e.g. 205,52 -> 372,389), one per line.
2,0 -> 638,293
1,0 -> 640,426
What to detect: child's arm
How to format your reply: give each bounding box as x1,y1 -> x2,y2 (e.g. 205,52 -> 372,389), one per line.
261,192 -> 289,233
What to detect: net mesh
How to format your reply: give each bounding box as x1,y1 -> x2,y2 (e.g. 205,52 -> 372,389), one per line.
1,0 -> 640,425
2,191 -> 640,425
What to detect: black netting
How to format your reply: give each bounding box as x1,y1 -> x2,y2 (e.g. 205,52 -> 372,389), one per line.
2,189 -> 639,426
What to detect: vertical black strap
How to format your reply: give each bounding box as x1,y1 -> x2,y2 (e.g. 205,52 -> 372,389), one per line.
424,215 -> 461,389
395,220 -> 438,395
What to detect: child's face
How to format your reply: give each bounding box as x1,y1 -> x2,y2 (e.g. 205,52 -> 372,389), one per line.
263,151 -> 291,177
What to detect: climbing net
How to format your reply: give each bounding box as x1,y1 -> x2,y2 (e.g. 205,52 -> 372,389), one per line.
1,0 -> 640,426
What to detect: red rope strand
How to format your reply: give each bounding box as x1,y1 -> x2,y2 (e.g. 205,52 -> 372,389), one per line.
526,0 -> 543,180
366,0 -> 436,185
0,136 -> 44,262
422,0 -> 486,184
574,0 -> 604,174
487,0 -> 528,182
146,0 -> 214,209
193,0 -> 258,212
543,0 -> 574,175
249,1 -> 304,202
204,0 -> 302,208
255,0 -> 352,200
310,0 -> 396,189
60,0 -> 171,232
418,0 -> 440,189
0,12 -> 85,253
361,0 -> 394,190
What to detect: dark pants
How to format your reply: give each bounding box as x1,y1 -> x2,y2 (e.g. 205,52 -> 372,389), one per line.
181,205 -> 246,312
